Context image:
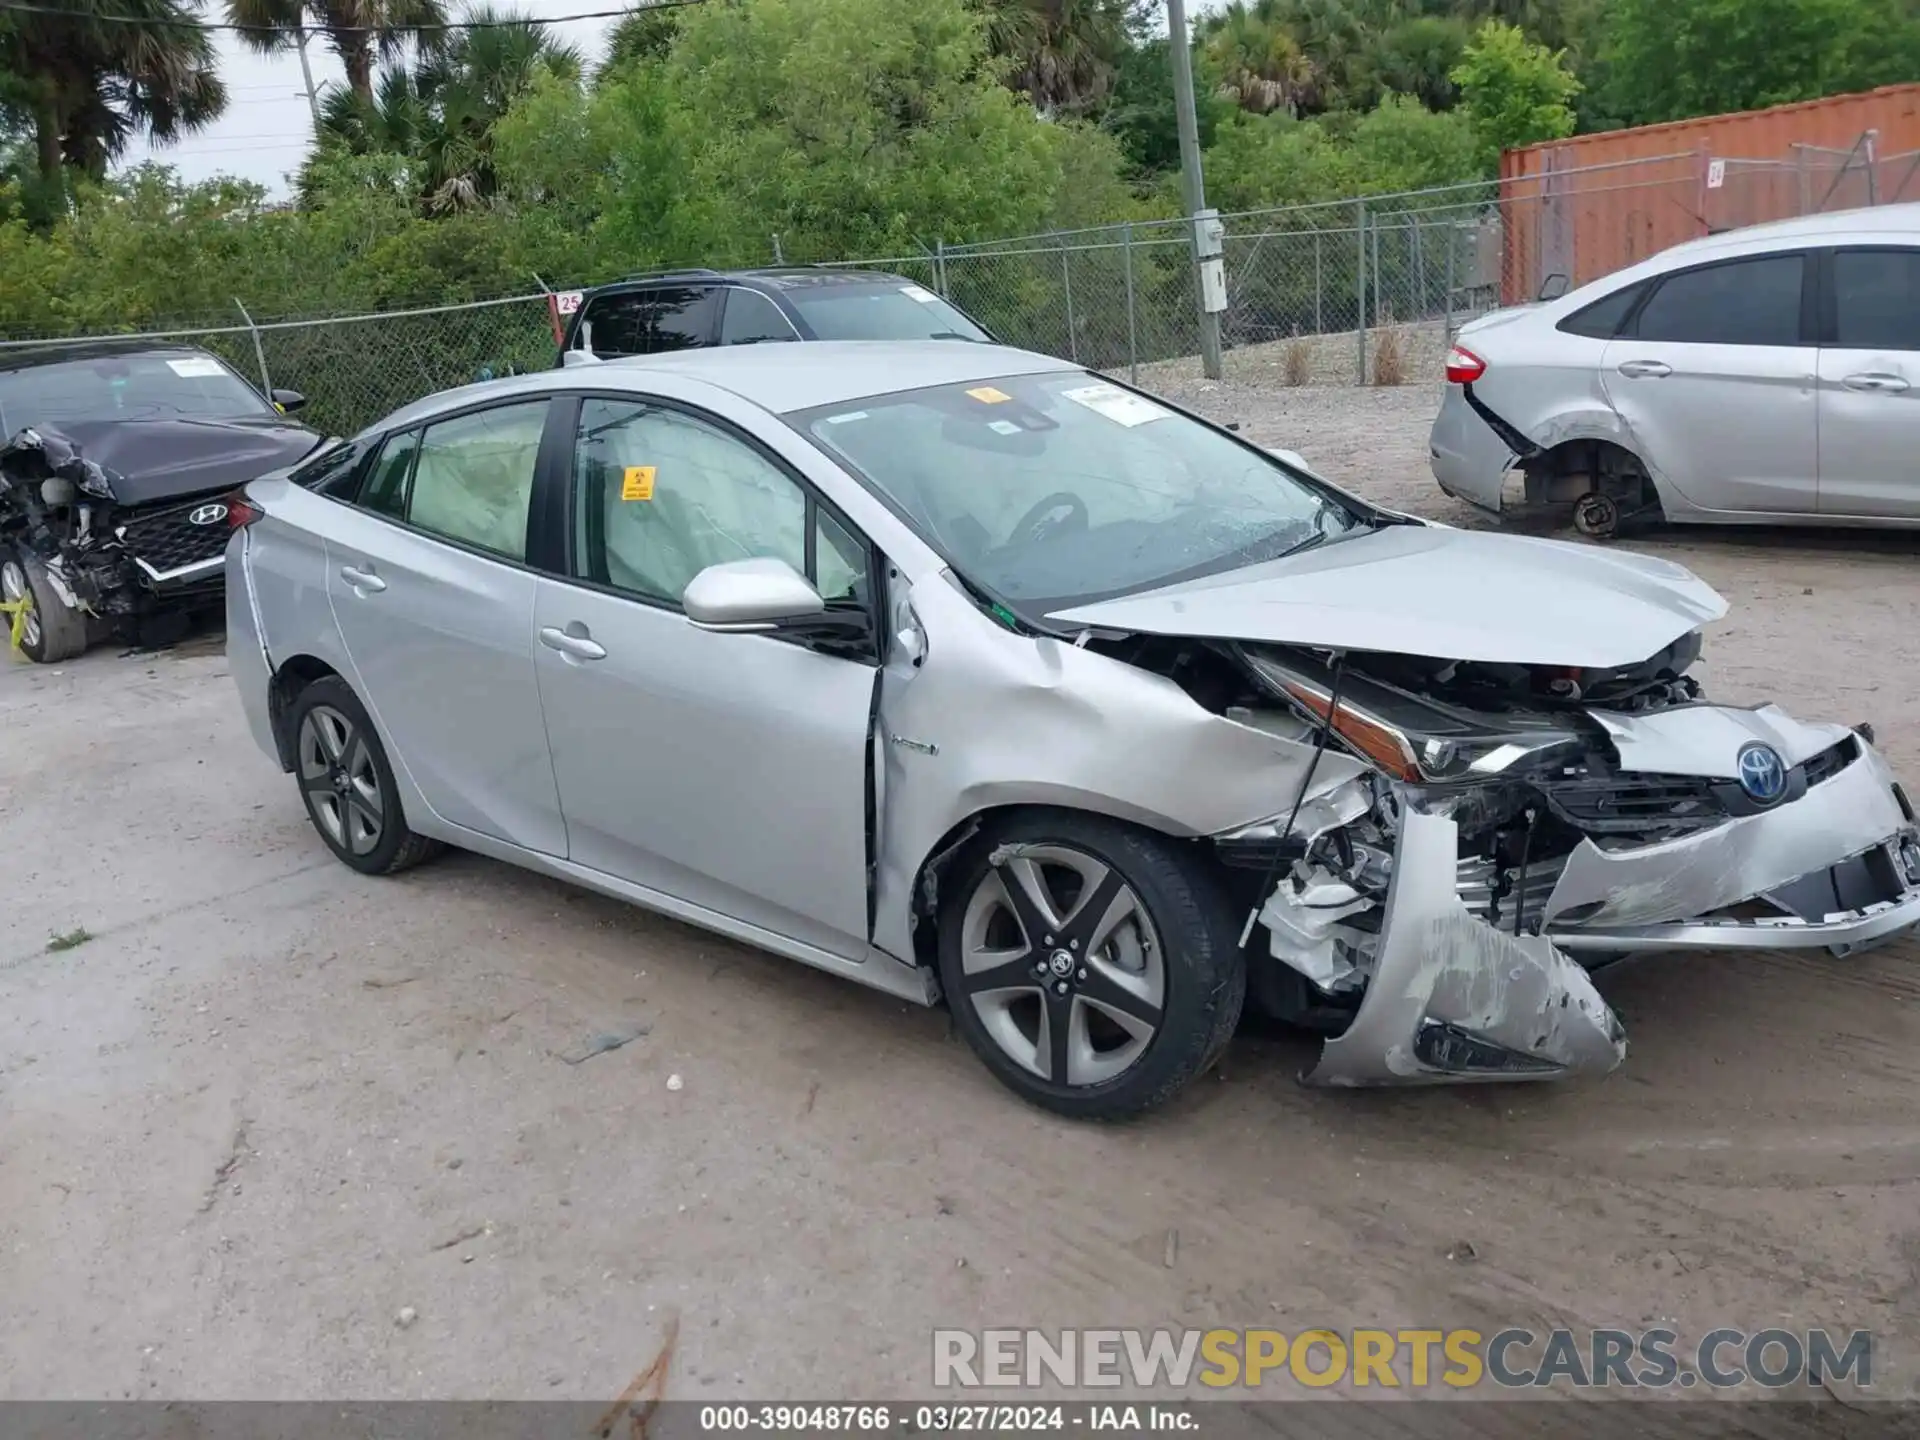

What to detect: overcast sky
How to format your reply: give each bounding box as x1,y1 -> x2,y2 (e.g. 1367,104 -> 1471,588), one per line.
121,0 -> 1228,194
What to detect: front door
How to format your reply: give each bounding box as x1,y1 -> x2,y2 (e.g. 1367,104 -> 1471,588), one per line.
1814,246 -> 1920,517
325,397 -> 567,855
533,395 -> 879,958
1601,250 -> 1818,515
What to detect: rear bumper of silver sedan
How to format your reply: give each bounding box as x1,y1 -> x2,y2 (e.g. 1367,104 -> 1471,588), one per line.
1301,726 -> 1920,1088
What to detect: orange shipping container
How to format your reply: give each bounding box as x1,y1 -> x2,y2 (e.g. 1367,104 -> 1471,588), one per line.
1496,85 -> 1920,305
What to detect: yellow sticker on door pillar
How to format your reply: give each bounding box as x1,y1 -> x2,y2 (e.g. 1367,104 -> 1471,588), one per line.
621,465 -> 656,501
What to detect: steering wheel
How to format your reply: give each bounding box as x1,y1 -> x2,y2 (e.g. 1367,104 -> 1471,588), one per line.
1008,490 -> 1088,548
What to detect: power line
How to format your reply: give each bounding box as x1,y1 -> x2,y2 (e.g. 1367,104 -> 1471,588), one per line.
0,0 -> 699,33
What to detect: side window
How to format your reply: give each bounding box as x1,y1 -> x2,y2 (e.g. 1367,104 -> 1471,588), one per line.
1631,255 -> 1805,346
291,439 -> 369,496
571,397 -> 867,609
357,429 -> 418,518
719,289 -> 799,346
1556,282 -> 1644,339
1831,249 -> 1920,350
578,286 -> 718,356
406,401 -> 549,561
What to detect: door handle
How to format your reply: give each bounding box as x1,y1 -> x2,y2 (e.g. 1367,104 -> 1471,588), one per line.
539,625 -> 607,661
1842,371 -> 1910,394
1616,359 -> 1672,379
339,564 -> 386,593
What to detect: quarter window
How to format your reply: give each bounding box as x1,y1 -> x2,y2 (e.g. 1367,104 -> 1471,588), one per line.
1631,255 -> 1805,346
1831,249 -> 1920,350
571,397 -> 866,608
405,401 -> 549,561
1557,282 -> 1644,339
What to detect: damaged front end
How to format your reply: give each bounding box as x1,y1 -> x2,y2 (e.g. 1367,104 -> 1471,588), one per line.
1210,638 -> 1920,1087
0,426 -> 240,654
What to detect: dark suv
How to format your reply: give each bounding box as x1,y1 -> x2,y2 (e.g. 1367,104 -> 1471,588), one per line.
554,267 -> 993,364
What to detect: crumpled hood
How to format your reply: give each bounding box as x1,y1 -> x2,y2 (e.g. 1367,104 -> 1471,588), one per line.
1046,524 -> 1728,669
11,414 -> 325,508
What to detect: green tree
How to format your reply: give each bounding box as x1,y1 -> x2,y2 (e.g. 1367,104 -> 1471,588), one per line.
976,0 -> 1134,117
1598,0 -> 1920,129
1449,19 -> 1576,165
225,0 -> 450,105
601,3 -> 681,76
1102,35 -> 1232,176
0,0 -> 225,195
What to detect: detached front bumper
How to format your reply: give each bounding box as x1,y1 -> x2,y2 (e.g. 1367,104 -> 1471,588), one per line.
1300,712 -> 1920,1088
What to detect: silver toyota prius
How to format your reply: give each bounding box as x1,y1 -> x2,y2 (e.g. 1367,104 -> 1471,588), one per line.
226,341 -> 1920,1117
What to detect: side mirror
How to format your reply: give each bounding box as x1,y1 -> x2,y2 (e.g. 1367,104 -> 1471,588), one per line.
683,557 -> 825,632
270,388 -> 307,413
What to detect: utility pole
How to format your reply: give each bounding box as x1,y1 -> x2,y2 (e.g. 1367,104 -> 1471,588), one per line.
1165,0 -> 1224,380
293,20 -> 322,129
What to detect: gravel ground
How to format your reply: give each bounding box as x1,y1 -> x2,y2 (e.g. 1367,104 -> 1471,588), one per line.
4,381 -> 1919,1407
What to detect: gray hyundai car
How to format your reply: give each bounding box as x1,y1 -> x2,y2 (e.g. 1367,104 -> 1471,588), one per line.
226,342 -> 1920,1117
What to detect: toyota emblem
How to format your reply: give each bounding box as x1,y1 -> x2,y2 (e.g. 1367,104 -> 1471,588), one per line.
188,503 -> 229,527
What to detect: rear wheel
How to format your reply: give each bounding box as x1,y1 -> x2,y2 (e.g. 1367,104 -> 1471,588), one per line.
1,549 -> 88,664
287,675 -> 441,876
937,811 -> 1244,1120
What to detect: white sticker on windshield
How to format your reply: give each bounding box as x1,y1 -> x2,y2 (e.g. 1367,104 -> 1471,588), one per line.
824,410 -> 869,424
899,285 -> 940,304
988,419 -> 1022,436
166,356 -> 226,378
1061,382 -> 1169,427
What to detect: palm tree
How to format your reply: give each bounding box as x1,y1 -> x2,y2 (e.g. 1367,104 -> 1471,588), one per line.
0,0 -> 225,186
601,3 -> 680,76
976,0 -> 1132,117
306,5 -> 578,210
1201,0 -> 1317,115
224,0 -> 450,106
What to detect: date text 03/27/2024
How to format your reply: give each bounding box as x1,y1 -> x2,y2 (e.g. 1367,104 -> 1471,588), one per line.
697,1406 -> 1191,1433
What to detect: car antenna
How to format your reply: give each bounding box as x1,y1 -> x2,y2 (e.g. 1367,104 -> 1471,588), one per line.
1237,650 -> 1349,951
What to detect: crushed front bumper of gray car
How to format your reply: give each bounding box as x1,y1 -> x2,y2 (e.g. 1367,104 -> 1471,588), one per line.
1254,704 -> 1920,1087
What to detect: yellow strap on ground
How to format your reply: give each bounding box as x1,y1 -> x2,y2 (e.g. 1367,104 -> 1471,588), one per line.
1,595 -> 29,657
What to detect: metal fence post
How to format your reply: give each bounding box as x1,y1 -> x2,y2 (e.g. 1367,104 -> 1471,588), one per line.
1061,243 -> 1078,363
934,239 -> 949,296
233,297 -> 271,396
1314,230 -> 1322,334
1123,223 -> 1138,384
1355,200 -> 1368,386
1413,218 -> 1427,319
1443,220 -> 1458,344
1372,219 -> 1383,325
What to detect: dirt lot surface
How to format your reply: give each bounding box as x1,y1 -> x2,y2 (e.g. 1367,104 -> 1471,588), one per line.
4,380 -> 1918,1407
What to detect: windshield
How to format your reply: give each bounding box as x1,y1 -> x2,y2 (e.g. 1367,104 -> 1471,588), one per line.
797,371 -> 1363,610
0,351 -> 271,433
786,283 -> 991,342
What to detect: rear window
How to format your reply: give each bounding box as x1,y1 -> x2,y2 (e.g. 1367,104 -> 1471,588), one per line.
0,351 -> 271,433
786,283 -> 990,342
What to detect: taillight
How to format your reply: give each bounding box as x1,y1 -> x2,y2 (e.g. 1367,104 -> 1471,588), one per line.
1444,345 -> 1486,385
226,493 -> 262,529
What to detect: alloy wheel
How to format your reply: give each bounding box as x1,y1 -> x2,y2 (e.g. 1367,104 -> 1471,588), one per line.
298,704 -> 385,857
955,844 -> 1165,1088
1,559 -> 42,650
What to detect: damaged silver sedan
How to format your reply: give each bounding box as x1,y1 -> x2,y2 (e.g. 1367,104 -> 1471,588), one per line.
228,342 -> 1920,1117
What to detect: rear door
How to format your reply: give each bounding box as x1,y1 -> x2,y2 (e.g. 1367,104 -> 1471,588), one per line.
1601,251 -> 1818,515
1813,246 -> 1920,517
325,396 -> 568,855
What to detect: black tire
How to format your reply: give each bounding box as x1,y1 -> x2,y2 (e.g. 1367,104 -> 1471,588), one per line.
936,809 -> 1244,1120
2,548 -> 88,664
285,675 -> 442,876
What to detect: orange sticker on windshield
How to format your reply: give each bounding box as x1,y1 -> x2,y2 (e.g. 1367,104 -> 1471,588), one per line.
966,386 -> 1012,404
621,465 -> 656,501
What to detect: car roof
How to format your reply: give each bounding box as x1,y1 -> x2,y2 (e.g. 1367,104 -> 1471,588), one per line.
371,341 -> 1082,435
593,266 -> 914,295
1653,200 -> 1920,265
0,339 -> 221,374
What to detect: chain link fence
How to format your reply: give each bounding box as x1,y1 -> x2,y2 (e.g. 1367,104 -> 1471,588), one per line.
3,136 -> 1915,436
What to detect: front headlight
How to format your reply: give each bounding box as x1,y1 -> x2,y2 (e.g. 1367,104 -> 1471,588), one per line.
1242,652 -> 1579,785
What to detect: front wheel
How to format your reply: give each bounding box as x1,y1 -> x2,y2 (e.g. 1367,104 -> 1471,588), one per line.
2,549 -> 88,663
936,811 -> 1244,1120
286,675 -> 442,876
